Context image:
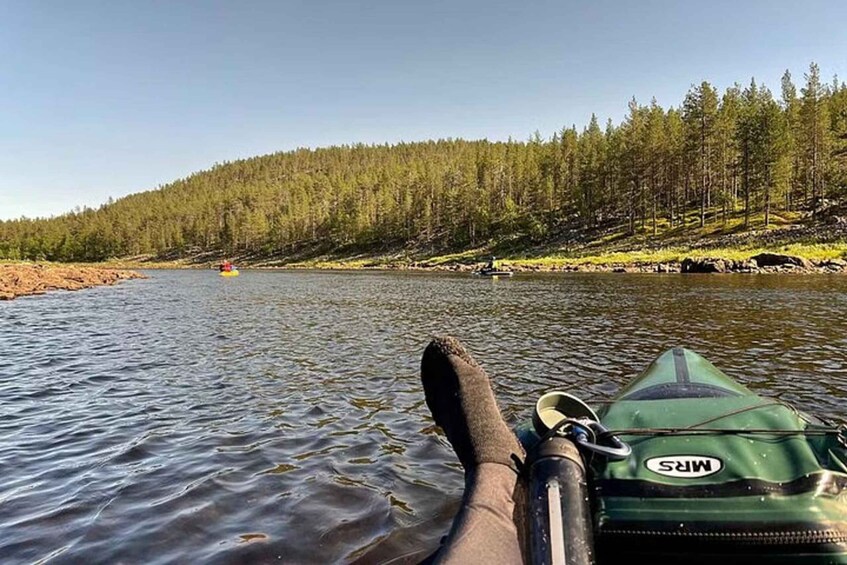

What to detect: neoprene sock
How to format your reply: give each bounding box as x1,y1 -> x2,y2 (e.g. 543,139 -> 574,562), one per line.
420,336 -> 524,473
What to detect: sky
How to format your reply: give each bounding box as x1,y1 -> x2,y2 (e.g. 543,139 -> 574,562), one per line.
1,0 -> 846,220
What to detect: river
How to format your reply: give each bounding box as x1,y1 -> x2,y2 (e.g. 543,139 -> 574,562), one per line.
1,270 -> 846,563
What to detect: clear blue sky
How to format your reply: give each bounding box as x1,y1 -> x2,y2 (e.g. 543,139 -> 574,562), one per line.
2,0 -> 846,220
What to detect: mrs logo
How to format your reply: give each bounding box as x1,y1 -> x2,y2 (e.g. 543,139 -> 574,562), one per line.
645,455 -> 723,478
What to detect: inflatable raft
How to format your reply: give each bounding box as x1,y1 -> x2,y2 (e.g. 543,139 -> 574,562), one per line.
219,270 -> 239,277
472,269 -> 513,277
518,348 -> 847,564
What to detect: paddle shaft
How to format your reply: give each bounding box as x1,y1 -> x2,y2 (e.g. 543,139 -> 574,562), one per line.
528,437 -> 595,565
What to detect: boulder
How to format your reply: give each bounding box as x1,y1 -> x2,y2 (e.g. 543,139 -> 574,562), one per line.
655,263 -> 680,273
681,258 -> 727,273
719,259 -> 758,273
751,253 -> 812,270
733,259 -> 759,273
820,259 -> 847,271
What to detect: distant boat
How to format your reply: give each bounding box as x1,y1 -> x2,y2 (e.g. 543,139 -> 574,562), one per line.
219,269 -> 239,277
472,269 -> 513,278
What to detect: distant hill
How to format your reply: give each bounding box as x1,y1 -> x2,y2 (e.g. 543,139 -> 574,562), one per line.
2,63 -> 845,264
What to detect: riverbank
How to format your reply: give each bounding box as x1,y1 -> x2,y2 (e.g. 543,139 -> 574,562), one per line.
413,244 -> 847,274
0,264 -> 146,300
97,246 -> 847,275
274,250 -> 847,274
91,212 -> 847,275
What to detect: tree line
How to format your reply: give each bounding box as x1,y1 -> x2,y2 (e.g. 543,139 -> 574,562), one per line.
2,63 -> 846,262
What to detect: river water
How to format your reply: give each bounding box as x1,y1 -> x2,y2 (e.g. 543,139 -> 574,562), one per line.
1,270 -> 846,563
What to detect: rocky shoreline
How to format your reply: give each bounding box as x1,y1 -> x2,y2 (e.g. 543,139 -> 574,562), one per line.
0,264 -> 146,300
369,252 -> 847,275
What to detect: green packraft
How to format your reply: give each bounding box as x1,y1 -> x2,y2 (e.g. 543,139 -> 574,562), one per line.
522,348 -> 847,564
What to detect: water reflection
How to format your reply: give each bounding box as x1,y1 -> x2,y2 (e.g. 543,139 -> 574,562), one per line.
0,271 -> 845,563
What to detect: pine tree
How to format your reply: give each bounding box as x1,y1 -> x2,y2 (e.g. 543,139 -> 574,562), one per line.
799,62 -> 831,212
781,70 -> 801,210
828,79 -> 847,195
579,115 -> 603,227
683,82 -> 720,226
738,79 -> 759,228
756,87 -> 789,227
717,85 -> 742,222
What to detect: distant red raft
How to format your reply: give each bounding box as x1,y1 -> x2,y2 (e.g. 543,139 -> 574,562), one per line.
218,261 -> 239,277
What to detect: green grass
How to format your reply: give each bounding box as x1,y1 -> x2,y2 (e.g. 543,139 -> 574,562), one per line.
425,247 -> 489,265
251,241 -> 847,270
282,258 -> 375,269
499,242 -> 847,268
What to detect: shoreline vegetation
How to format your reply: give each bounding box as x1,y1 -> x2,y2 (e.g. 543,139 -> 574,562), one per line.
98,252 -> 847,275
0,264 -> 145,300
95,208 -> 847,275
99,219 -> 847,274
2,215 -> 844,304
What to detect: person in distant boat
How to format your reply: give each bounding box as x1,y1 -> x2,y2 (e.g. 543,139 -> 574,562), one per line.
220,260 -> 233,272
484,256 -> 496,272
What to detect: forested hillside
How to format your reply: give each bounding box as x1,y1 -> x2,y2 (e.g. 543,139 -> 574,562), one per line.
2,63 -> 846,263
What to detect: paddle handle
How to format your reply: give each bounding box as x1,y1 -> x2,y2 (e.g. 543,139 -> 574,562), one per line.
528,437 -> 595,565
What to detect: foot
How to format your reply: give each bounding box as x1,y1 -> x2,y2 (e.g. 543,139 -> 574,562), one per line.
421,336 -> 524,473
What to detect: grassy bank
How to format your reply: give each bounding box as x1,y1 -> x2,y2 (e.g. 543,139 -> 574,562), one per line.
499,242 -> 847,269
263,214 -> 847,272
70,210 -> 847,273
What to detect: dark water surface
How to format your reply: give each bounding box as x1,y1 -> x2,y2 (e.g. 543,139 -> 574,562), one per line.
2,270 -> 846,563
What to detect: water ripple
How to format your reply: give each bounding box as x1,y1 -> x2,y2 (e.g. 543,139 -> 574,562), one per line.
0,271 -> 845,563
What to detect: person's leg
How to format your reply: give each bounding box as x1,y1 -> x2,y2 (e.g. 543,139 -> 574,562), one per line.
421,337 -> 526,564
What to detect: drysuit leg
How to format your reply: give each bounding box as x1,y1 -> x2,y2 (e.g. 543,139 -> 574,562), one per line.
420,337 -> 526,564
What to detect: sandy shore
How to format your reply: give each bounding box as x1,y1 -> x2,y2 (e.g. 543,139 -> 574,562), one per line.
0,264 -> 146,300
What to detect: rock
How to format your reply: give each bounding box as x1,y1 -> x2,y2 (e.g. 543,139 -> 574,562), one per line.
718,259 -> 757,273
655,263 -> 681,273
819,259 -> 847,272
751,253 -> 812,270
681,258 -> 727,273
823,258 -> 846,266
733,259 -> 758,273
0,264 -> 145,300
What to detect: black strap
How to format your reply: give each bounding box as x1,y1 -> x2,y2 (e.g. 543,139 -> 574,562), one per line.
673,347 -> 690,383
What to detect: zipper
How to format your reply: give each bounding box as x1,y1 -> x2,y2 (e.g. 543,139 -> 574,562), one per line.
600,527 -> 847,546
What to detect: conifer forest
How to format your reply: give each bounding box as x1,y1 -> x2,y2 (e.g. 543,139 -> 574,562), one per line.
3,63 -> 846,262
